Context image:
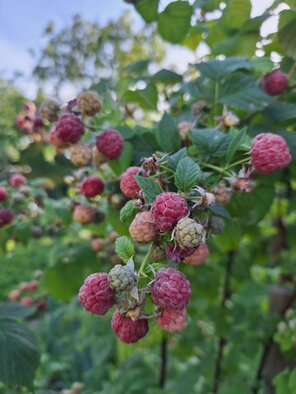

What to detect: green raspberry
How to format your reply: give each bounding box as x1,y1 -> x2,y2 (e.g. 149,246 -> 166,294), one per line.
174,218 -> 204,249
108,264 -> 137,292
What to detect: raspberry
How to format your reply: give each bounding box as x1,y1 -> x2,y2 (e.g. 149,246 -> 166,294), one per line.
0,208 -> 14,227
212,182 -> 232,205
157,308 -> 187,333
166,244 -> 195,263
178,121 -> 193,140
92,146 -> 107,167
77,91 -> 102,116
174,218 -> 204,249
191,100 -> 209,116
111,310 -> 149,343
108,264 -> 137,292
24,281 -> 39,292
73,204 -> 96,224
70,144 -> 92,166
96,129 -> 124,160
10,174 -> 26,188
120,166 -> 141,198
49,127 -> 68,149
37,300 -> 48,311
91,238 -> 105,253
151,268 -> 191,311
0,187 -> 8,201
251,133 -> 291,174
151,192 -> 189,232
260,70 -> 288,96
151,244 -> 166,262
12,192 -> 26,204
78,272 -> 115,315
21,297 -> 34,307
129,211 -> 158,243
184,243 -> 209,266
210,216 -> 225,234
40,99 -> 59,122
223,111 -> 239,127
80,176 -> 104,198
56,113 -> 84,144
9,289 -> 21,302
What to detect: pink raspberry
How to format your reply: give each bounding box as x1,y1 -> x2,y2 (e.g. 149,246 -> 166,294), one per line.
79,273 -> 115,315
260,70 -> 288,96
111,310 -> 149,343
0,208 -> 14,227
56,113 -> 84,144
157,308 -> 187,333
151,268 -> 191,311
9,289 -> 21,302
120,166 -> 141,198
23,280 -> 39,292
166,245 -> 195,263
96,129 -> 124,160
184,243 -> 209,266
91,238 -> 105,253
80,176 -> 104,198
151,192 -> 189,232
21,297 -> 34,307
73,204 -> 96,224
0,187 -> 8,201
251,133 -> 291,174
129,211 -> 158,243
10,174 -> 26,188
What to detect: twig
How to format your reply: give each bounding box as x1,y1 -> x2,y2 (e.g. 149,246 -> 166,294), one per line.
159,336 -> 168,388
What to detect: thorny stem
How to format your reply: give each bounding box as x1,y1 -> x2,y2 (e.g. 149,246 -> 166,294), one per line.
211,250 -> 235,394
138,243 -> 154,278
159,336 -> 168,388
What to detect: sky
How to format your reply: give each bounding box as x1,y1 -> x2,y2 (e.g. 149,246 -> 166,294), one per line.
0,0 -> 283,99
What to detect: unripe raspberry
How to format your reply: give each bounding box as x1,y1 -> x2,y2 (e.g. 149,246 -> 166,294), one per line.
80,176 -> 104,198
49,127 -> 68,149
212,182 -> 232,205
224,111 -> 239,127
260,70 -> 288,96
19,185 -> 32,197
183,243 -> 209,266
9,289 -> 21,301
191,100 -> 209,116
129,211 -> 158,243
0,208 -> 14,227
151,192 -> 189,232
166,244 -> 195,263
91,238 -> 105,253
174,218 -> 204,249
111,310 -> 149,343
120,166 -> 141,198
0,187 -> 8,201
108,264 -> 137,292
73,204 -> 96,224
56,113 -> 84,144
10,174 -> 26,188
151,245 -> 166,262
12,192 -> 26,204
77,91 -> 102,116
71,382 -> 85,392
157,308 -> 187,333
40,99 -> 59,122
92,146 -> 107,167
21,297 -> 34,307
24,102 -> 36,115
70,144 -> 92,167
33,270 -> 43,279
96,129 -> 124,160
111,255 -> 121,265
78,272 -> 115,315
178,121 -> 193,140
151,268 -> 191,311
251,133 -> 291,174
210,216 -> 225,234
32,116 -> 45,134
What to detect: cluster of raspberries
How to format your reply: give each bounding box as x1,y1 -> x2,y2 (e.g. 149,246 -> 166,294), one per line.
79,265 -> 191,343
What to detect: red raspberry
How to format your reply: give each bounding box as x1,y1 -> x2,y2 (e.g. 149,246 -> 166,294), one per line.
73,204 -> 96,224
79,273 -> 115,315
91,238 -> 105,253
151,192 -> 189,232
23,280 -> 39,292
0,187 -> 8,201
111,310 -> 149,343
157,308 -> 187,333
129,211 -> 158,243
49,127 -> 68,149
166,245 -> 195,263
251,133 -> 291,174
151,268 -> 191,311
96,129 -> 124,160
10,174 -> 26,188
56,113 -> 84,144
184,243 -> 209,266
260,70 -> 288,96
120,166 -> 141,198
80,176 -> 104,198
0,208 -> 14,227
37,300 -> 48,311
9,289 -> 21,302
21,297 -> 34,307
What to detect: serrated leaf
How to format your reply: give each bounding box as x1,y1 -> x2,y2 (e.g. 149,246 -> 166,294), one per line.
220,0 -> 251,30
263,101 -> 296,123
123,59 -> 151,75
190,129 -> 231,160
167,147 -> 188,170
135,0 -> 159,23
175,157 -> 200,192
0,302 -> 35,320
115,237 -> 135,263
158,1 -> 193,43
278,10 -> 296,59
157,112 -> 180,153
120,200 -> 138,223
226,127 -> 248,163
194,57 -> 252,80
151,69 -> 182,85
124,83 -> 158,110
134,176 -> 163,203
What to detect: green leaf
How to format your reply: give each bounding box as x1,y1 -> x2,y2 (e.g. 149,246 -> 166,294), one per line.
190,129 -> 231,160
123,59 -> 151,75
0,318 -> 40,388
194,57 -> 252,80
157,112 -> 180,153
134,176 -> 163,203
225,127 -> 247,163
289,369 -> 296,391
175,157 -> 200,193
263,101 -> 296,123
167,147 -> 188,170
120,200 -> 138,223
135,0 -> 159,23
273,369 -> 291,394
108,142 -> 133,176
124,83 -> 158,110
158,2 -> 193,43
151,69 -> 182,85
278,10 -> 296,59
0,302 -> 35,320
115,236 -> 135,263
209,203 -> 231,219
220,0 -> 251,30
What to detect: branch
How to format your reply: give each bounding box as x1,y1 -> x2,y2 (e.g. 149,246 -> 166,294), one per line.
159,336 -> 168,388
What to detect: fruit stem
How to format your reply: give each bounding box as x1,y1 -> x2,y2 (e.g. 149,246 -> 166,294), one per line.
225,156 -> 250,170
138,243 -> 154,278
159,164 -> 175,174
200,162 -> 232,177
